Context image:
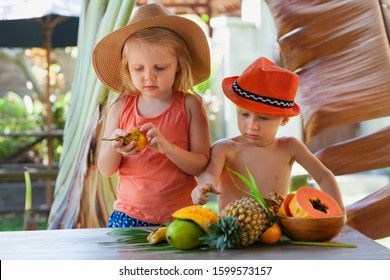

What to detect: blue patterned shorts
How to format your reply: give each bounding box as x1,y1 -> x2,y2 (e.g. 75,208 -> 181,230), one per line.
108,210 -> 161,228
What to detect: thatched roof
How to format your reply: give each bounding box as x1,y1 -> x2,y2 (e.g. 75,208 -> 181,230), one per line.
136,0 -> 242,18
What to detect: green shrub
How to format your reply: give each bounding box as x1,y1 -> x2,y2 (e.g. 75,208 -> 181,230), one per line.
0,91 -> 68,163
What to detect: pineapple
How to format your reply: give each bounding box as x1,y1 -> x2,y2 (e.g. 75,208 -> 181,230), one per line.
265,192 -> 285,216
201,216 -> 242,251
202,164 -> 280,251
220,196 -> 270,247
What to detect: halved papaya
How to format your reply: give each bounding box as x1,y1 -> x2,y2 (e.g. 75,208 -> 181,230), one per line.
278,193 -> 295,217
289,186 -> 343,218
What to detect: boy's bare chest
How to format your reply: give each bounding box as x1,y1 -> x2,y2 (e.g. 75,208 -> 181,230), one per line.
226,146 -> 292,183
229,145 -> 290,166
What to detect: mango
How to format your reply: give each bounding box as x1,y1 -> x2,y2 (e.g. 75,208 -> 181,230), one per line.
172,205 -> 218,233
166,219 -> 205,250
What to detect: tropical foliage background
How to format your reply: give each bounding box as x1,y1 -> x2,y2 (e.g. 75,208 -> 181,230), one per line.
0,49 -> 71,164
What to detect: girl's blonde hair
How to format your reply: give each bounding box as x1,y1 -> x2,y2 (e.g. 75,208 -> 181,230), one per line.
120,27 -> 194,95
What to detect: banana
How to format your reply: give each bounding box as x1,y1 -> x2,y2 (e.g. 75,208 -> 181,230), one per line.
147,227 -> 168,244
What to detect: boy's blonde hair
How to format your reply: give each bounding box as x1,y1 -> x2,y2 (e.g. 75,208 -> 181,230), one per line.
120,27 -> 194,94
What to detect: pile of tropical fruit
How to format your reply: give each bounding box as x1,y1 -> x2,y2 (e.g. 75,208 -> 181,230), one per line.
109,166 -> 346,251
148,192 -> 284,251
146,171 -> 344,251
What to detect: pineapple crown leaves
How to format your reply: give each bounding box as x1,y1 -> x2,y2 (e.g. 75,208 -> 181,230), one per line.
226,163 -> 275,221
200,216 -> 243,252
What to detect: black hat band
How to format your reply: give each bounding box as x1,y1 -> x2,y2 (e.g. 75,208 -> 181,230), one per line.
232,80 -> 295,108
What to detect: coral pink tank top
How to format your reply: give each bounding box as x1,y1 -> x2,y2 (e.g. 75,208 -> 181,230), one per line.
114,91 -> 196,224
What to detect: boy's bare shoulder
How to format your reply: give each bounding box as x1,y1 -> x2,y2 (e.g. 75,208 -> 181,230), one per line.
277,136 -> 301,145
276,136 -> 307,152
212,137 -> 239,149
210,138 -> 238,160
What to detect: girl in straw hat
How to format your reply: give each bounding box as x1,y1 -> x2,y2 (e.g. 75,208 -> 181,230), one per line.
93,3 -> 211,227
192,57 -> 344,213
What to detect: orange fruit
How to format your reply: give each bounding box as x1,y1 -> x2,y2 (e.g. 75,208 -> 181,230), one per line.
123,129 -> 148,150
258,223 -> 282,244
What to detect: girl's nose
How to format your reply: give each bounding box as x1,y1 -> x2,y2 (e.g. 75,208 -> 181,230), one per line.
145,69 -> 156,81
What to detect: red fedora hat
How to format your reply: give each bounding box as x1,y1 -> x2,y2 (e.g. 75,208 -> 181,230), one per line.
222,57 -> 301,117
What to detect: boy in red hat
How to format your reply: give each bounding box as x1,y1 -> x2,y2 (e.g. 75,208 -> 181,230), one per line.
192,57 -> 344,212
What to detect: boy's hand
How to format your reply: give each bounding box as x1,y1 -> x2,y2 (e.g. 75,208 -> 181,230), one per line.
192,184 -> 220,205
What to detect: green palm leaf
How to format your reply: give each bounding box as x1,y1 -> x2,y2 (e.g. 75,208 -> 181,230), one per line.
226,163 -> 274,220
107,228 -> 152,236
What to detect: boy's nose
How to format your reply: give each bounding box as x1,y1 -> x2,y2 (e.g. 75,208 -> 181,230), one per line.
248,118 -> 259,130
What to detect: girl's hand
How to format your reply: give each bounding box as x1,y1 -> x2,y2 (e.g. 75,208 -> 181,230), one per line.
110,129 -> 141,156
191,183 -> 220,205
141,123 -> 173,154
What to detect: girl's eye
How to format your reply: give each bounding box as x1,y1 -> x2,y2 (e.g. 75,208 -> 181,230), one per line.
155,66 -> 165,71
259,116 -> 268,120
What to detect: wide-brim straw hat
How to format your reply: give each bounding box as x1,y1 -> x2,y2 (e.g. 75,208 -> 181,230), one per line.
222,57 -> 301,117
93,3 -> 210,93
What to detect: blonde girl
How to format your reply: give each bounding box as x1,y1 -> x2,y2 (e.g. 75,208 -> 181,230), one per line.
93,4 -> 211,227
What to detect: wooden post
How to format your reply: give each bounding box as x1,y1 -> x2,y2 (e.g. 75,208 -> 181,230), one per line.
43,16 -> 53,207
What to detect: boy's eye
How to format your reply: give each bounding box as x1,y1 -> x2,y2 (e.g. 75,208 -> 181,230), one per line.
259,116 -> 268,120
